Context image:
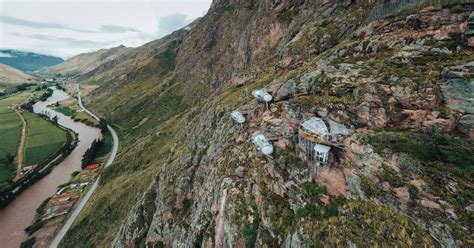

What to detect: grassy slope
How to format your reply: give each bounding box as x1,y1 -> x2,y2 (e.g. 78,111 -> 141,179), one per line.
60,1 -> 473,247
0,63 -> 36,87
23,112 -> 67,166
0,93 -> 29,184
39,45 -> 130,77
60,4 -> 373,246
64,77 -> 189,245
60,35 -> 187,246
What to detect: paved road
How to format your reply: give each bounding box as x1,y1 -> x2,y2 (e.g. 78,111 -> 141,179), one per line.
14,109 -> 26,181
49,85 -> 119,248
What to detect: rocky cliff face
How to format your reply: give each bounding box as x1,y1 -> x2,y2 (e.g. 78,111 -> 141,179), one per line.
60,1 -> 473,247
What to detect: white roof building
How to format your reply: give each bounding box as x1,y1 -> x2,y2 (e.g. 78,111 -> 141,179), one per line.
314,144 -> 331,166
252,89 -> 272,102
300,117 -> 329,138
298,117 -> 351,167
230,111 -> 246,124
252,131 -> 273,155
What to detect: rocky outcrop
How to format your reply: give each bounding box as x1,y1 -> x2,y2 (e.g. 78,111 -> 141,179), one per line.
440,62 -> 474,114
60,1 -> 474,247
458,114 -> 474,139
465,12 -> 474,47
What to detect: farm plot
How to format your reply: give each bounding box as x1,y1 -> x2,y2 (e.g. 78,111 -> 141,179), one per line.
0,93 -> 30,184
23,112 -> 67,166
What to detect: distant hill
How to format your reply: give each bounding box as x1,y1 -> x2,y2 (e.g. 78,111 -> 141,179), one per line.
0,63 -> 37,87
39,45 -> 132,78
0,49 -> 64,72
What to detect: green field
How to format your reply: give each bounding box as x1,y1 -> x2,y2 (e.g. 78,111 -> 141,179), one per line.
54,106 -> 76,116
0,93 -> 30,185
23,112 -> 68,166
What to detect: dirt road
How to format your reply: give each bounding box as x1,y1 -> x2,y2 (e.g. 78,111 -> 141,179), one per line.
14,109 -> 26,181
49,85 -> 119,248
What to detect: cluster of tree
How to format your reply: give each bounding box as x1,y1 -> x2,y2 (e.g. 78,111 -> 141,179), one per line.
35,84 -> 48,91
82,138 -> 104,169
15,83 -> 36,92
39,88 -> 53,101
21,88 -> 54,111
99,118 -> 109,134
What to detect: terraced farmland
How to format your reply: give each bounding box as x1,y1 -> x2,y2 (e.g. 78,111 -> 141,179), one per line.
23,112 -> 67,166
0,93 -> 29,185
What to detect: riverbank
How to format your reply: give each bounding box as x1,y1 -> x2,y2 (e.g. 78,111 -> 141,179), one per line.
21,85 -> 118,248
0,90 -> 72,203
49,85 -> 119,248
0,88 -> 103,248
22,132 -> 113,247
0,105 -> 77,208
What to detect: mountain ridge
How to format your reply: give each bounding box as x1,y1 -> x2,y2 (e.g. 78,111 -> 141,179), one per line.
44,1 -> 474,247
0,49 -> 64,72
39,45 -> 132,78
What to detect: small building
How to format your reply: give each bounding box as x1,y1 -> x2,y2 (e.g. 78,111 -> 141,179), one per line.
298,117 -> 329,164
84,163 -> 100,170
314,144 -> 330,167
298,117 -> 351,167
51,193 -> 79,206
252,131 -> 273,155
230,111 -> 246,124
252,89 -> 272,102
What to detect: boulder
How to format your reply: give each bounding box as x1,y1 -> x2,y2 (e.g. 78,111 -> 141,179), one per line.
465,12 -> 474,47
393,187 -> 410,204
440,63 -> 473,114
420,199 -> 441,209
275,138 -> 290,149
275,79 -> 296,101
399,109 -> 454,131
391,85 -> 412,107
299,71 -> 320,85
427,221 -> 457,248
298,71 -> 320,94
458,114 -> 474,140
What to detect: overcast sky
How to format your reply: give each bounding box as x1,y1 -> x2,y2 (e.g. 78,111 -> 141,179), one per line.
0,0 -> 212,58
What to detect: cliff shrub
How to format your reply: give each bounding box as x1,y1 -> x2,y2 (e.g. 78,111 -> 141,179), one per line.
360,175 -> 381,198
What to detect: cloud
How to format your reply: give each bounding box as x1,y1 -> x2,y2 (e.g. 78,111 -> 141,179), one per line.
157,13 -> 189,36
98,24 -> 141,33
1,15 -> 142,34
0,15 -> 92,32
9,32 -> 113,48
0,52 -> 14,58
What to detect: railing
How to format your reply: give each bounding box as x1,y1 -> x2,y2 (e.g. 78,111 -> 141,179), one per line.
366,0 -> 474,23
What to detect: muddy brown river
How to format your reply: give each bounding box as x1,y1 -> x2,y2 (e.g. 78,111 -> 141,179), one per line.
0,89 -> 102,248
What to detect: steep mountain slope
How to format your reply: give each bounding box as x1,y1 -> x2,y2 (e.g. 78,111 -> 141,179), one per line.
0,49 -> 63,71
0,63 -> 37,85
39,45 -> 132,78
59,0 -> 474,247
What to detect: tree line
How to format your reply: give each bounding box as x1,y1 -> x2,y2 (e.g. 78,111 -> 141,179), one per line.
82,138 -> 104,169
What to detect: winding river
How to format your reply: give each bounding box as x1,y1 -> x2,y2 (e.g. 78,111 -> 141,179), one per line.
0,88 -> 102,248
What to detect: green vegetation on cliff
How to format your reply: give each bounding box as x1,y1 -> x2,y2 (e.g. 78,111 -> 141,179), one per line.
56,0 -> 474,247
